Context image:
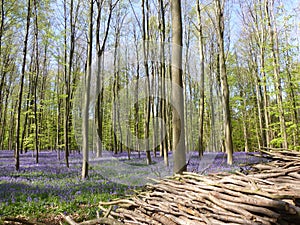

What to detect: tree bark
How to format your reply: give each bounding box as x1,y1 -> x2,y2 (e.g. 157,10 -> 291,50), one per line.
197,0 -> 205,158
215,0 -> 233,164
171,0 -> 186,174
82,0 -> 93,179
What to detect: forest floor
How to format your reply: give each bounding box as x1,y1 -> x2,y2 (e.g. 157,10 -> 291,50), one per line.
0,150 -> 273,224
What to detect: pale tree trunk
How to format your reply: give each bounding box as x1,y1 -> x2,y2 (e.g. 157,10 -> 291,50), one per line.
171,0 -> 186,174
265,0 -> 288,149
215,0 -> 233,164
196,0 -> 205,158
82,0 -> 93,180
15,0 -> 31,170
182,1 -> 191,154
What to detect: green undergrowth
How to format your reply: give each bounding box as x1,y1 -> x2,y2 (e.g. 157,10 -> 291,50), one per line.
0,164 -> 138,224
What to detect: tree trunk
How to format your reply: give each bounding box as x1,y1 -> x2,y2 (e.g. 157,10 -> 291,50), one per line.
15,0 -> 31,170
171,0 -> 186,174
82,0 -> 93,179
33,0 -> 40,163
95,0 -> 114,158
196,0 -> 205,158
158,0 -> 168,165
133,28 -> 140,155
142,0 -> 152,165
215,0 -> 233,165
63,0 -> 70,168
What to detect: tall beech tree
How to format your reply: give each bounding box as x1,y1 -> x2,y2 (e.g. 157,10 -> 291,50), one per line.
171,0 -> 186,174
82,0 -> 93,179
215,0 -> 233,164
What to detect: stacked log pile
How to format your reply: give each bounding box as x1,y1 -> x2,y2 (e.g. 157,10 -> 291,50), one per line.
95,150 -> 300,225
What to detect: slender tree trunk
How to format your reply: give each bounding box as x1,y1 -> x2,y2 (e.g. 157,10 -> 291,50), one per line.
133,28 -> 140,155
183,15 -> 190,154
63,0 -> 70,168
171,0 -> 186,174
142,0 -> 152,165
95,0 -> 104,158
82,0 -> 93,179
15,0 -> 31,170
33,0 -> 39,163
95,0 -> 114,157
215,0 -> 233,164
197,0 -> 205,158
56,56 -> 62,160
112,27 -> 119,154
